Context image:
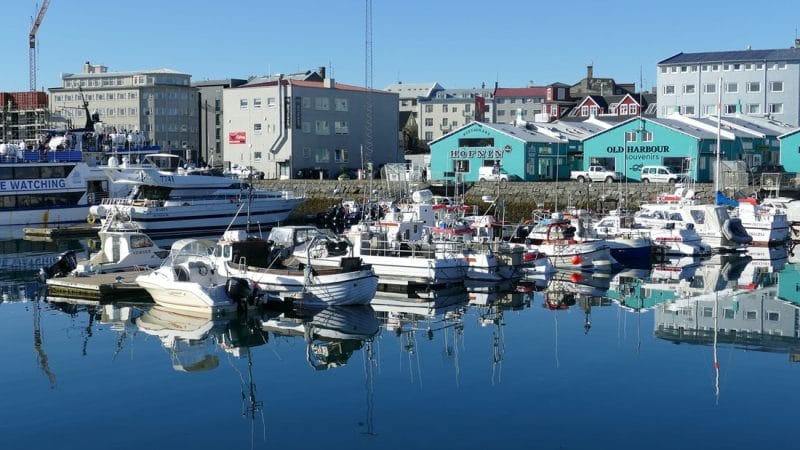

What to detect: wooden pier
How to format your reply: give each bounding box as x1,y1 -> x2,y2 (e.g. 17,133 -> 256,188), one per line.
45,270 -> 152,302
24,224 -> 99,239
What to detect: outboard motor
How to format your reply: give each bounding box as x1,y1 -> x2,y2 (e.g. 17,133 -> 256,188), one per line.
226,277 -> 257,309
39,250 -> 78,280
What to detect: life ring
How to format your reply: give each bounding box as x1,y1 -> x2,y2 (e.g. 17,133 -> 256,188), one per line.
87,214 -> 96,225
198,265 -> 209,276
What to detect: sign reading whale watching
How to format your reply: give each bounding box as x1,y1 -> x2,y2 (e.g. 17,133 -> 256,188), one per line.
0,178 -> 71,193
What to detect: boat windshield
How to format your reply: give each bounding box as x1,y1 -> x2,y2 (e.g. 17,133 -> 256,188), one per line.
166,239 -> 215,265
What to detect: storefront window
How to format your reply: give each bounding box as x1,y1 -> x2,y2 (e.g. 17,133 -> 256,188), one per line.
458,138 -> 494,147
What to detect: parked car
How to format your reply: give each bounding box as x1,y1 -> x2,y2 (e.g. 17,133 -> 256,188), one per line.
227,165 -> 265,180
639,165 -> 684,183
478,166 -> 509,182
570,166 -> 621,183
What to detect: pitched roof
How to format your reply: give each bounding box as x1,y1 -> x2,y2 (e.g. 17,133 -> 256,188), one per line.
384,82 -> 444,99
494,87 -> 547,98
237,78 -> 395,95
658,48 -> 800,65
429,121 -> 561,146
62,67 -> 189,78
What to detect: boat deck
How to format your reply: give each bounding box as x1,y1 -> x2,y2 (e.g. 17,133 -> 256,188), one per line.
24,224 -> 99,238
45,270 -> 153,302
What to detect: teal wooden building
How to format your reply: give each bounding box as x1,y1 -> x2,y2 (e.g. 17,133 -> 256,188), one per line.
779,128 -> 800,172
580,117 -> 751,182
429,122 -> 569,182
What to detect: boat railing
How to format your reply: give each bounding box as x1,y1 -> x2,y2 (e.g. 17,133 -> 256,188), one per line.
359,236 -> 468,259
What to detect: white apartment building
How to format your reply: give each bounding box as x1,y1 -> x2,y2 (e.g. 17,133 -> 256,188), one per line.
49,62 -> 198,157
417,88 -> 494,142
657,42 -> 800,126
223,75 -> 400,179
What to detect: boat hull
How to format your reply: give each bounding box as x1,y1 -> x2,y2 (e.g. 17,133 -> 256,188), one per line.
229,267 -> 378,306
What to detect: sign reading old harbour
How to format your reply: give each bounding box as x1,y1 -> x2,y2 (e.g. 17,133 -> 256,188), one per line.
606,145 -> 671,153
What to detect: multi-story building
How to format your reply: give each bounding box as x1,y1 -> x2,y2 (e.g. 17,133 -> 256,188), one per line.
657,41 -> 800,125
0,92 -> 49,146
194,78 -> 247,166
222,73 -> 399,179
384,82 -> 444,119
48,62 -> 198,157
493,87 -> 546,124
417,87 -> 493,142
566,92 -> 657,120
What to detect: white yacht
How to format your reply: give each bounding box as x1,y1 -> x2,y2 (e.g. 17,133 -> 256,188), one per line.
592,211 -> 710,257
734,198 -> 790,245
90,153 -> 302,236
519,213 -> 618,271
635,202 -> 751,251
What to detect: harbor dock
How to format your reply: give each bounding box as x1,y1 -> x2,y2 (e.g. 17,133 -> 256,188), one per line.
24,224 -> 98,239
45,270 -> 152,302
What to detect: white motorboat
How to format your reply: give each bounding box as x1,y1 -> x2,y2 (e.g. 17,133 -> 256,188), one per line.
90,153 -> 302,236
519,213 -> 618,271
734,198 -> 790,245
65,220 -> 167,277
212,229 -> 378,306
293,221 -> 468,287
635,202 -> 751,252
592,211 -> 710,257
135,239 -> 269,317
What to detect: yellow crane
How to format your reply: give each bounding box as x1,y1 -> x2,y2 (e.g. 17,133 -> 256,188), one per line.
29,0 -> 51,91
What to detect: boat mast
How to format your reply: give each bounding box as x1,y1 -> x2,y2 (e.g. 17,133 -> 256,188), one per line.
715,77 -> 722,198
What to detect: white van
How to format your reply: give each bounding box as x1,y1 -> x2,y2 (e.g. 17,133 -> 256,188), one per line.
640,165 -> 682,183
478,166 -> 509,182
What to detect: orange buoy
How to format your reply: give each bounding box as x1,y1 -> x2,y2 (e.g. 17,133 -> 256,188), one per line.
570,272 -> 582,283
571,255 -> 582,265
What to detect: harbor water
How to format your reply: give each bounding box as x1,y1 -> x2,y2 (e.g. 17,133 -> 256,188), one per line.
1,232 -> 799,449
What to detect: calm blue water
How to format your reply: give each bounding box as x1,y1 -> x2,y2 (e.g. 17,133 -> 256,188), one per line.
2,240 -> 800,449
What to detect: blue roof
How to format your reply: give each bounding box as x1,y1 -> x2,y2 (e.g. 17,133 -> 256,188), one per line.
658,48 -> 800,65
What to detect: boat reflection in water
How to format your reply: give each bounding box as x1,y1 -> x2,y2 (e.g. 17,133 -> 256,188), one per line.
260,305 -> 380,370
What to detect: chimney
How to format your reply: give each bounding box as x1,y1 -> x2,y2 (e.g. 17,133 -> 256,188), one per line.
324,78 -> 335,89
587,65 -> 594,80
83,61 -> 91,73
795,38 -> 800,48
319,66 -> 326,79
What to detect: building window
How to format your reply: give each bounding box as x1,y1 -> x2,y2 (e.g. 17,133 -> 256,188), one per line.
624,131 -> 637,141
315,120 -> 330,134
723,64 -> 730,71
302,147 -> 311,159
453,160 -> 470,173
769,103 -> 784,114
683,105 -> 695,115
690,65 -> 698,72
334,98 -> 348,111
465,104 -> 472,112
725,82 -> 738,93
663,85 -> 675,95
745,310 -> 757,320
642,130 -> 653,142
314,149 -> 330,163
497,110 -> 506,116
712,64 -> 720,71
767,312 -> 780,321
683,84 -> 696,94
620,104 -> 629,115
334,148 -> 348,163
704,83 -> 716,94
424,118 -> 433,126
725,104 -> 737,114
671,66 -> 678,73
581,106 -> 589,116
424,131 -> 433,140
334,121 -> 349,134
442,104 -> 448,112
302,97 -> 311,109
315,97 -> 330,110
747,104 -> 761,114
425,104 -> 433,113
755,63 -> 764,70
452,121 -> 458,127
704,104 -> 718,115
733,63 -> 741,71
746,81 -> 761,93
253,98 -> 262,108
680,66 -> 688,72
629,105 -> 638,115
770,81 -> 784,92
589,106 -> 599,116
253,123 -> 262,135
660,67 -> 667,74
442,118 -> 449,126
302,121 -> 311,133
723,308 -> 735,319
240,98 -> 248,109
253,152 -> 262,161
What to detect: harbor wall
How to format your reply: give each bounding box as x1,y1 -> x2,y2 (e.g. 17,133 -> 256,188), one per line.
253,179 -> 750,222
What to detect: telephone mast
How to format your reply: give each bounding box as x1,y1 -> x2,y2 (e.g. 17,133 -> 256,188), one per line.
363,0 -> 374,175
29,0 -> 51,91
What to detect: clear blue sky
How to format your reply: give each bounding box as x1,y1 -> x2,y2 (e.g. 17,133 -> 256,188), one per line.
2,0 -> 800,93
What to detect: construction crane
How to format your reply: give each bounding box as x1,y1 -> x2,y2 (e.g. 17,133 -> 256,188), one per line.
363,0 -> 373,178
29,0 -> 51,91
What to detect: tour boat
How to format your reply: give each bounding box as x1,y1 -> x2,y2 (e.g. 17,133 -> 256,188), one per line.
89,153 -> 302,236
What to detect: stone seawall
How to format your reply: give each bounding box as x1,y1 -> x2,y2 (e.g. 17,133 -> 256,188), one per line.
253,179 -> 719,222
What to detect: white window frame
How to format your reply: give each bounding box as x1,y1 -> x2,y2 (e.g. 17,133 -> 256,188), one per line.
240,98 -> 248,109
663,85 -> 675,95
334,148 -> 349,163
683,84 -> 696,94
770,81 -> 784,92
703,83 -> 716,94
315,120 -> 330,135
725,82 -> 738,93
746,81 -> 761,93
253,98 -> 262,109
769,103 -> 784,114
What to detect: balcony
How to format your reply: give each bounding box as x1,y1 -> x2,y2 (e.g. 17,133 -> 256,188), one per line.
439,124 -> 452,132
